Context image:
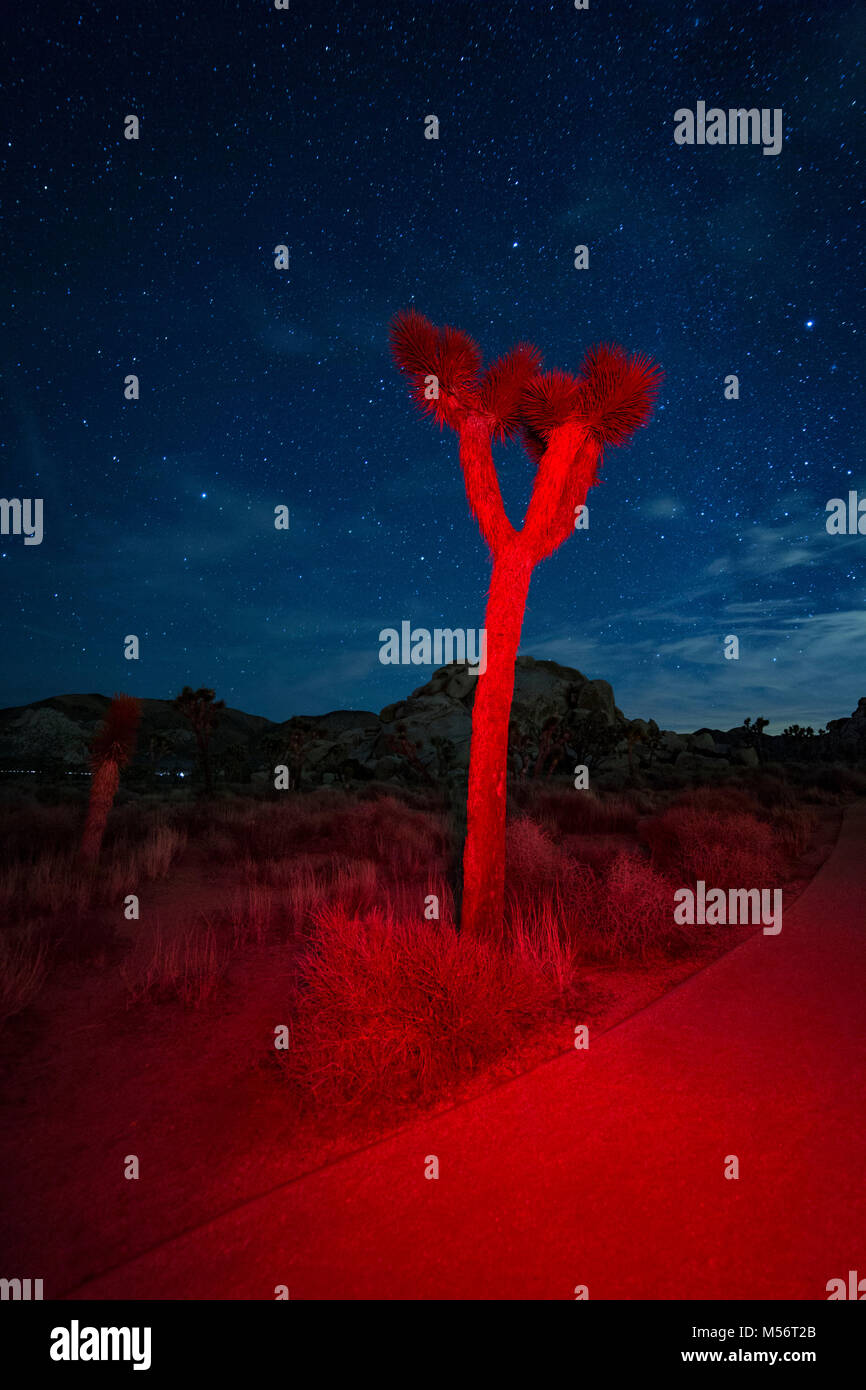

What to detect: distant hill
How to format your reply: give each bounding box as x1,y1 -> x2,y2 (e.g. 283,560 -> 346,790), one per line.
0,666 -> 863,788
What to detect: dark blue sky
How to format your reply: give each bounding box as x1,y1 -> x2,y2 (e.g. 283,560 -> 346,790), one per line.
2,0 -> 863,730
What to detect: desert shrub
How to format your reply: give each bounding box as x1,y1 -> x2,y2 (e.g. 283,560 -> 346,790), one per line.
621,787 -> 663,817
280,903 -> 573,1114
506,812 -> 753,960
808,764 -> 866,798
328,797 -> 449,879
516,786 -> 639,835
98,822 -> 187,901
0,927 -> 48,1026
0,853 -> 92,924
505,818 -> 684,962
140,823 -> 187,877
0,809 -> 187,926
228,885 -> 276,948
0,803 -> 79,860
561,852 -> 685,961
220,793 -> 448,884
673,784 -> 764,819
560,833 -> 631,873
507,900 -> 579,994
771,805 -> 819,858
799,784 -> 842,806
742,771 -> 799,812
641,806 -> 782,887
226,801 -> 312,861
506,816 -> 573,899
123,924 -> 227,1008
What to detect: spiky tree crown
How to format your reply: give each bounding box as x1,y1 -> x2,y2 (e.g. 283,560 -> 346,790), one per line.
172,686 -> 225,733
389,311 -> 662,463
574,344 -> 663,447
90,693 -> 141,769
389,309 -> 482,432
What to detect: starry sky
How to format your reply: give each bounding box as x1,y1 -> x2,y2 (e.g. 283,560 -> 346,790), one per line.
2,0 -> 863,731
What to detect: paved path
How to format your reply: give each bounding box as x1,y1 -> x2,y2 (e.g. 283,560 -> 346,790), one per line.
70,803 -> 866,1300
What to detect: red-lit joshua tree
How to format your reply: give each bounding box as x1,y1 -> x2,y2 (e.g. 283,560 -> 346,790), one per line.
80,693 -> 142,865
390,310 -> 662,937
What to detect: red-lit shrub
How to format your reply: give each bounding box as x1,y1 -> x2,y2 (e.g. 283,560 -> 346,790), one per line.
563,852 -> 685,961
641,805 -> 782,887
514,785 -> 642,835
771,805 -> 819,858
280,903 -> 570,1115
505,817 -> 682,962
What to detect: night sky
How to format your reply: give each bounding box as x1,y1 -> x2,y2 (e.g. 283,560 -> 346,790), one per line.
2,0 -> 863,732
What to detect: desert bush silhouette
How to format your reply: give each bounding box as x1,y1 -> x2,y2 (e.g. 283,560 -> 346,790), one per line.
390,309 -> 662,936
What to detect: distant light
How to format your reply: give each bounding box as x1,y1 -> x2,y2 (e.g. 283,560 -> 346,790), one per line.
512,241 -> 518,248
200,491 -> 207,498
805,320 -> 814,329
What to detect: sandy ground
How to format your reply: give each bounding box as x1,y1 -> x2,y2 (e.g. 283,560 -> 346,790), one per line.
68,801 -> 865,1301
0,805 -> 844,1298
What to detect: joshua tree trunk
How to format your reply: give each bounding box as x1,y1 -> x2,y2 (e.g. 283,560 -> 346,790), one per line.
199,736 -> 213,795
80,760 -> 120,865
389,310 -> 661,942
461,540 -> 533,937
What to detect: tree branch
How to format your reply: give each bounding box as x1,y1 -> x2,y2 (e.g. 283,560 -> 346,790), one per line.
457,413 -> 517,555
520,424 -> 601,563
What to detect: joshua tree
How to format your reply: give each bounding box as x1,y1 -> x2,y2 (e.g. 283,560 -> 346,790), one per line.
262,718 -> 323,790
743,715 -> 770,761
215,740 -> 251,784
80,694 -> 141,864
506,713 -> 571,781
172,686 -> 225,794
643,720 -> 663,767
507,720 -> 532,781
625,724 -> 646,781
390,310 -> 661,936
786,724 -> 822,762
286,719 -> 324,789
148,731 -> 175,777
386,722 -> 435,785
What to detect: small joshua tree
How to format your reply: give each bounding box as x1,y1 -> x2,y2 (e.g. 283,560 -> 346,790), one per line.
263,718 -> 323,790
80,694 -> 141,865
386,722 -> 435,785
744,715 -> 770,761
625,724 -> 647,781
172,686 -> 225,794
148,731 -> 174,778
390,310 -> 661,936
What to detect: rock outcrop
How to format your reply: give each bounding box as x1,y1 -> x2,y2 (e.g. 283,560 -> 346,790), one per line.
0,669 -> 863,791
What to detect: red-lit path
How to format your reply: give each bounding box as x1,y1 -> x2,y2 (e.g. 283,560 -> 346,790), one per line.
71,802 -> 866,1301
